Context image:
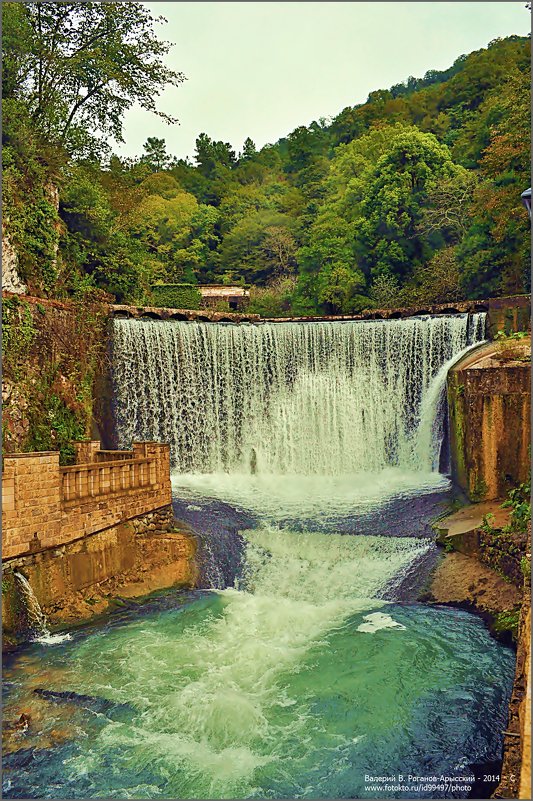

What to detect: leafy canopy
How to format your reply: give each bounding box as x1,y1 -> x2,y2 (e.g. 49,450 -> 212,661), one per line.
2,2 -> 184,154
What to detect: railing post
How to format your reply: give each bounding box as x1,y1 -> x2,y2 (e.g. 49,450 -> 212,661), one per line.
63,472 -> 70,502
102,465 -> 110,493
73,441 -> 101,464
58,443 -> 168,506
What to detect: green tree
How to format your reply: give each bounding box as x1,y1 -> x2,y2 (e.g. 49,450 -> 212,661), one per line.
217,184 -> 274,234
368,274 -> 401,309
247,277 -> 297,317
241,137 -> 257,161
128,180 -> 219,284
219,210 -> 296,285
59,166 -> 147,302
1,2 -> 34,99
2,2 -> 184,153
195,133 -> 236,178
297,125 -> 413,311
457,69 -> 530,297
402,247 -> 462,305
358,130 -> 460,283
141,137 -> 172,172
416,170 -> 478,244
318,265 -> 366,314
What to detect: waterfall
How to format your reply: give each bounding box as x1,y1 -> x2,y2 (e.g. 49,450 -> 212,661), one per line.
14,572 -> 50,637
13,572 -> 70,645
111,313 -> 486,476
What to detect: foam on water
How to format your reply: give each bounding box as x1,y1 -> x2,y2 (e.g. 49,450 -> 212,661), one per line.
357,612 -> 406,633
33,530 -> 431,798
33,632 -> 72,645
3,528 -> 514,800
171,468 -> 449,522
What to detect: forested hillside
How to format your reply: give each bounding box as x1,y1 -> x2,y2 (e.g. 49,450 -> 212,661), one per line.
2,2 -> 530,315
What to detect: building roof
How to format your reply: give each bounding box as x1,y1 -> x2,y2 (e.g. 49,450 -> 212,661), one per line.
198,285 -> 249,297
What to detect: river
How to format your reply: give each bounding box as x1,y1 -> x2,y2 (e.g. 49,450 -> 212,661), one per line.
2,314 -> 515,799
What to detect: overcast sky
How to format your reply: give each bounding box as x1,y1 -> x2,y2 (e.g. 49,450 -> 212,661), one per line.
113,1 -> 530,162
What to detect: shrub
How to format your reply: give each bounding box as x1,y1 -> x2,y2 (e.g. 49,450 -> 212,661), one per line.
501,481 -> 531,534
493,609 -> 520,640
150,284 -> 201,309
247,277 -> 296,318
2,297 -> 107,464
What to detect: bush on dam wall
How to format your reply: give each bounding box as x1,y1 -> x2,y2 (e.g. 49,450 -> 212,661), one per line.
150,283 -> 202,310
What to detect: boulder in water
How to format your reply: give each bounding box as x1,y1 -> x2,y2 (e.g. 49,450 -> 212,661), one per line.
33,688 -> 134,717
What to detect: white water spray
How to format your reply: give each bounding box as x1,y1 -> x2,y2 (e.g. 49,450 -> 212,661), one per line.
111,314 -> 486,476
14,572 -> 70,645
62,528 -> 432,798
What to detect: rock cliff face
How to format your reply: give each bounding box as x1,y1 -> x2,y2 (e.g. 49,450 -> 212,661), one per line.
448,339 -> 531,502
2,227 -> 26,294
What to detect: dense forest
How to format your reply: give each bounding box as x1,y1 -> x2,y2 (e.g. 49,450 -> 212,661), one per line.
2,2 -> 531,316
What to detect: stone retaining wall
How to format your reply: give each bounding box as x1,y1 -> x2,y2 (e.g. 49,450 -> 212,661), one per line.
497,600 -> 531,799
2,441 -> 171,560
2,507 -> 197,639
448,340 -> 531,501
111,294 -> 530,327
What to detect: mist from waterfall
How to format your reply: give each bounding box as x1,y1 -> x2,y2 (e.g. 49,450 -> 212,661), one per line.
111,314 -> 485,485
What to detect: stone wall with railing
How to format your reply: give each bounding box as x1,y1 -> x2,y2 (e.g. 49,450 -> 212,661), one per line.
2,441 -> 171,560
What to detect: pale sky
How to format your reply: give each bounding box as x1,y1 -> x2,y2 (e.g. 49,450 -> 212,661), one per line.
113,1 -> 531,162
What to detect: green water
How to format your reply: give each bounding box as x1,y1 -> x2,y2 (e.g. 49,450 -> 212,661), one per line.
3,528 -> 514,799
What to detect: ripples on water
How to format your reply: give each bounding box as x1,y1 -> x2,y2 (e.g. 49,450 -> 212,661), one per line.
3,521 -> 514,800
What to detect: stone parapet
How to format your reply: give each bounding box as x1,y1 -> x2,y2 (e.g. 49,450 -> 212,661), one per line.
110,303 -> 261,324
2,442 -> 171,560
4,290 -> 529,329
109,293 -> 530,327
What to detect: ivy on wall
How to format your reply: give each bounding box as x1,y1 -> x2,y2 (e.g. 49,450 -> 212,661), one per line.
2,296 -> 107,464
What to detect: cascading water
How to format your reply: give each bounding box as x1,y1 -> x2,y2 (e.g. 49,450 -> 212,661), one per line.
110,313 -> 486,530
111,313 -> 485,476
14,572 -> 50,638
4,311 -> 515,801
13,572 -> 70,645
3,528 -> 514,800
